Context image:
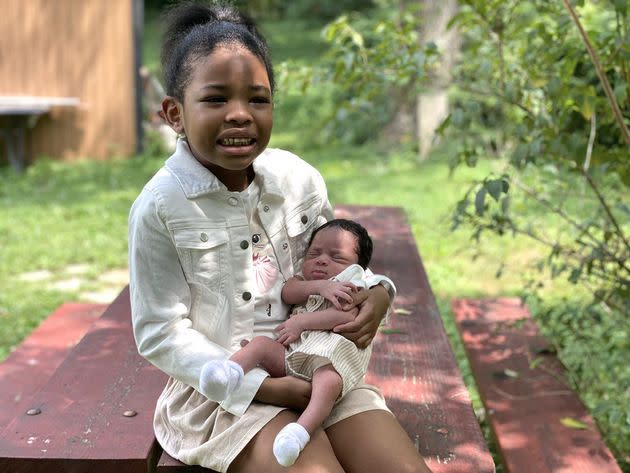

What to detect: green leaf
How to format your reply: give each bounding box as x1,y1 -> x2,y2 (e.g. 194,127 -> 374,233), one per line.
435,114 -> 452,136
486,179 -> 504,202
560,417 -> 589,430
475,188 -> 487,216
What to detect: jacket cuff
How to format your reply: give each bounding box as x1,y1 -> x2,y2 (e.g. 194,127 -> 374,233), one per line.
219,367 -> 269,417
365,274 -> 396,302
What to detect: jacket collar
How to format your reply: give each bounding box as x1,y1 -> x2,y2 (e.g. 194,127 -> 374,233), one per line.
164,139 -> 285,201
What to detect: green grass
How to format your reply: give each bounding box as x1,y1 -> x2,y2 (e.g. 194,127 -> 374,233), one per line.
1,13 -> 628,471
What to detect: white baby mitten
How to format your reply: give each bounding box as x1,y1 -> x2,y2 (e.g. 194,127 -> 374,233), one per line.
199,359 -> 244,401
272,422 -> 311,467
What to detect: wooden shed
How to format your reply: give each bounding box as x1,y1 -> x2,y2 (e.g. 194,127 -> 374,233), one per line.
0,0 -> 143,166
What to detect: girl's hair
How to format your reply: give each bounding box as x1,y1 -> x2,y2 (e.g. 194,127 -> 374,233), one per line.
161,1 -> 274,101
309,219 -> 373,269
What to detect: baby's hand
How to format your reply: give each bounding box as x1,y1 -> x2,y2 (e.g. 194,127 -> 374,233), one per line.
320,281 -> 357,310
340,287 -> 369,311
275,318 -> 304,346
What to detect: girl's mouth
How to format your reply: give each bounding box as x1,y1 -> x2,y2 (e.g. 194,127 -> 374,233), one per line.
218,137 -> 255,147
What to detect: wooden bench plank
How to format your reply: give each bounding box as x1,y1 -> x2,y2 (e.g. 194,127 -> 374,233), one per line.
0,288 -> 168,473
157,205 -> 495,472
452,297 -> 622,473
337,205 -> 494,473
0,303 -> 106,431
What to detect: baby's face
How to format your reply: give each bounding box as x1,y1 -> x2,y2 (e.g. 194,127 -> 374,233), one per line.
302,228 -> 359,280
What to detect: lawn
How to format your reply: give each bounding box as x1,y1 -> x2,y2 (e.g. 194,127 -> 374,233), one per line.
1,12 -> 628,471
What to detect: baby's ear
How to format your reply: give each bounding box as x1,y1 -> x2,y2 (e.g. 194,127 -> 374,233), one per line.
161,96 -> 185,134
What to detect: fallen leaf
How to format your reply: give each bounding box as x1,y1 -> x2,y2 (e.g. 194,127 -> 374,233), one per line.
378,328 -> 407,335
560,417 -> 589,430
504,368 -> 519,378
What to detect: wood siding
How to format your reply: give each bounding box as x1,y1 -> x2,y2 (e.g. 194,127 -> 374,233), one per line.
0,0 -> 137,161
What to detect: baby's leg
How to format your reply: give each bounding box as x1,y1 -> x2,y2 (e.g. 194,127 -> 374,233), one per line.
230,336 -> 286,377
199,336 -> 286,402
273,364 -> 343,467
297,364 -> 343,433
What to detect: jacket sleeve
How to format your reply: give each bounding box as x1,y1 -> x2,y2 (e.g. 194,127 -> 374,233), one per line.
128,188 -> 267,416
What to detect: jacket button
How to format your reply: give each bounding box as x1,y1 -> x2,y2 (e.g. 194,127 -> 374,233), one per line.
301,215 -> 308,224
242,291 -> 252,301
228,197 -> 238,206
200,232 -> 209,242
240,240 -> 249,249
263,205 -> 270,212
282,242 -> 288,250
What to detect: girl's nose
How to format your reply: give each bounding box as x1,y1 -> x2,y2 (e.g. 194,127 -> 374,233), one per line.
225,101 -> 252,125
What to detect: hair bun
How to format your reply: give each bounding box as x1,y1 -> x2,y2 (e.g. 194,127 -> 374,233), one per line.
161,2 -> 274,99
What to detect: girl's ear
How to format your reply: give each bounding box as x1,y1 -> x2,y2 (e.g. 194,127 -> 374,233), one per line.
161,96 -> 185,134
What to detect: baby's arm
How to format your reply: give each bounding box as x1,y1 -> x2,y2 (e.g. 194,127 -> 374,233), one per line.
282,276 -> 356,309
275,306 -> 358,346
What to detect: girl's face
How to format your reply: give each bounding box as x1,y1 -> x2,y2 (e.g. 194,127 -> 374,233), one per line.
302,228 -> 359,281
164,45 -> 273,191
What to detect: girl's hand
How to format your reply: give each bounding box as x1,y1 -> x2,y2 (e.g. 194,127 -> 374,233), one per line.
255,376 -> 311,410
275,318 -> 303,346
320,281 -> 356,309
333,284 -> 389,349
340,287 -> 369,311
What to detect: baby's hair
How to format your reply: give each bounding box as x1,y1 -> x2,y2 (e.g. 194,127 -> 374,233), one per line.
161,1 -> 275,102
309,219 -> 373,269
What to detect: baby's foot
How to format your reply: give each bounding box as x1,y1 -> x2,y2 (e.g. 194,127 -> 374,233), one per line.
199,359 -> 244,401
272,422 -> 310,467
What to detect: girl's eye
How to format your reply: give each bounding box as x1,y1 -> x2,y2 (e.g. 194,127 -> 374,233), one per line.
251,96 -> 271,104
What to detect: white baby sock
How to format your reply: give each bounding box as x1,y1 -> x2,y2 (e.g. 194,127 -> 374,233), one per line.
199,359 -> 244,401
272,422 -> 311,467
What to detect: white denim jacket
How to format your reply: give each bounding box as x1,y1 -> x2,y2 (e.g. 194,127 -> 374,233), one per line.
129,140 -> 394,417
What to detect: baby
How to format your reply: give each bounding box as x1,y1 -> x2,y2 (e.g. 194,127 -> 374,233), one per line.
200,219 -> 393,466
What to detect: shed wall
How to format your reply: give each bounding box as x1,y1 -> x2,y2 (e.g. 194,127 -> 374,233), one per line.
0,0 -> 137,161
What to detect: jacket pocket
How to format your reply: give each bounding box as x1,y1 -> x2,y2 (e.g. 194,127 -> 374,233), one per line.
173,227 -> 229,288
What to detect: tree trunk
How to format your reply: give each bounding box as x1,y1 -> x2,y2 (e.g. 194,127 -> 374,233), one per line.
416,0 -> 459,160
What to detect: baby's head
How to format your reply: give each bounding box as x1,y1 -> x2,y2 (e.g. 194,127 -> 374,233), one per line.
302,219 -> 373,281
161,2 -> 274,102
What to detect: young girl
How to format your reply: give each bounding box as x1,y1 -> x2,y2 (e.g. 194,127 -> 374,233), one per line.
200,219 -> 387,467
128,2 -> 432,472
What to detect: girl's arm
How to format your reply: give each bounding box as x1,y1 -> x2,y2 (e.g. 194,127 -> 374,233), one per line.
282,276 -> 356,309
129,190 -> 268,416
274,306 -> 358,346
254,376 -> 312,410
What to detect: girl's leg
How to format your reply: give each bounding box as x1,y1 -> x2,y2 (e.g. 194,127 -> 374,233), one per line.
273,364 -> 343,467
230,336 -> 286,377
228,410 -> 344,473
326,410 -> 432,473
